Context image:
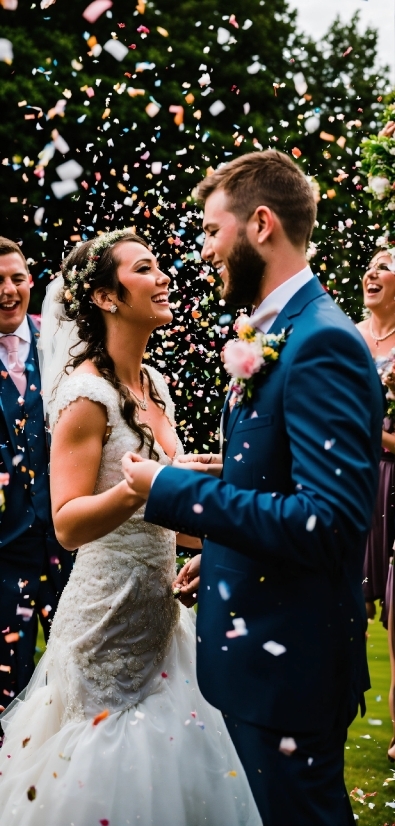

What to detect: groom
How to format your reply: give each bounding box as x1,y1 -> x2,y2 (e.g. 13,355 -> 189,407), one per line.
122,150 -> 383,825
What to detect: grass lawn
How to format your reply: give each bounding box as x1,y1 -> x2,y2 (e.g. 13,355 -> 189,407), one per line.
35,604 -> 395,824
345,607 -> 395,825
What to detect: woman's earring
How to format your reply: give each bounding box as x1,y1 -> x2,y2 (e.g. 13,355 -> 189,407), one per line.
109,304 -> 118,314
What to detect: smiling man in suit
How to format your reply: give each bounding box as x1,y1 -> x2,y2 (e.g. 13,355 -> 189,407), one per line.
121,151 -> 383,826
0,237 -> 73,710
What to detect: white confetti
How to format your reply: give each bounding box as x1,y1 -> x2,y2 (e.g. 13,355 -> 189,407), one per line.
11,454 -> 23,466
306,515 -> 317,532
52,132 -> 70,154
33,207 -> 45,226
279,737 -> 297,755
360,735 -> 371,739
135,710 -> 145,719
293,72 -> 307,96
209,100 -> 226,117
263,640 -> 286,657
226,618 -> 248,638
324,439 -> 336,450
234,453 -> 242,462
56,159 -> 83,180
217,27 -> 230,45
218,581 -> 231,601
103,39 -> 128,62
367,718 -> 382,726
192,503 -> 203,514
51,179 -> 78,199
0,39 -> 13,64
307,757 -> 313,766
247,62 -> 261,75
151,161 -> 162,175
305,115 -> 320,134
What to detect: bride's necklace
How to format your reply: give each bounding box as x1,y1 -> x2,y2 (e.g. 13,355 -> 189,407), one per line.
369,319 -> 395,347
126,373 -> 148,411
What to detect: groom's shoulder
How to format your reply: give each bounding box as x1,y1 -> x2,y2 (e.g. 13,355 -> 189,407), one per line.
288,288 -> 374,369
298,286 -> 365,344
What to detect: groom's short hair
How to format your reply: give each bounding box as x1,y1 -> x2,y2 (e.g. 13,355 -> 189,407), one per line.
196,150 -> 317,249
0,236 -> 28,269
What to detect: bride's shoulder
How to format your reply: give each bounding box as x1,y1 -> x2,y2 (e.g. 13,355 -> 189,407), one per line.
50,365 -> 119,429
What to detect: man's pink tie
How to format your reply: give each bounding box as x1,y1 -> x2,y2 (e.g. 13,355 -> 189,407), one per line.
1,335 -> 27,398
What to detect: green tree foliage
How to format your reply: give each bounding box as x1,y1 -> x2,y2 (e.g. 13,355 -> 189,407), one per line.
0,1 -> 390,448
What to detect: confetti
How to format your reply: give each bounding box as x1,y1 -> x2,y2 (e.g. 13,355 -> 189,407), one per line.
218,580 -> 231,600
0,38 -> 13,64
226,618 -> 248,638
263,640 -> 286,656
306,515 -> 317,532
209,100 -> 226,117
103,40 -> 129,61
279,737 -> 297,755
27,786 -> 37,801
192,503 -> 203,513
293,72 -> 307,96
82,0 -> 112,23
51,179 -> 78,199
92,709 -> 109,725
56,159 -> 83,180
4,632 -> 19,643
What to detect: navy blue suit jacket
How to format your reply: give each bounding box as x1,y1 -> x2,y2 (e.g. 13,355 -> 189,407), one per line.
145,277 -> 383,734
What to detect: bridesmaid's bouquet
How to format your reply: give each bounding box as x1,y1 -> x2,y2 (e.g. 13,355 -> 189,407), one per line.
223,315 -> 288,409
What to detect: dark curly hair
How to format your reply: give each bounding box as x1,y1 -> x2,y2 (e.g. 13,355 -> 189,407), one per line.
61,232 -> 165,460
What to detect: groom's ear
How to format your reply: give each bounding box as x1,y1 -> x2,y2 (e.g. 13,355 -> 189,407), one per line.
250,205 -> 275,246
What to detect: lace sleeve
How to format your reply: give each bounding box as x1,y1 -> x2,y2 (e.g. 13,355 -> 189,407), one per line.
146,366 -> 176,423
50,373 -> 120,431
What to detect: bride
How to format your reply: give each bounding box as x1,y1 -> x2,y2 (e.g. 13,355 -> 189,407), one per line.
0,229 -> 261,826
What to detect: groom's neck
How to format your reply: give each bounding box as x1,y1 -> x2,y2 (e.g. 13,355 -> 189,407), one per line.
255,251 -> 309,305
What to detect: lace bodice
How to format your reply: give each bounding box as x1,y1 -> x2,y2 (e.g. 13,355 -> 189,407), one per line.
47,368 -> 183,723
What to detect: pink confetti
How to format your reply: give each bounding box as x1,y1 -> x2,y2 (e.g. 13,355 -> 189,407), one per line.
192,503 -> 203,513
82,0 -> 112,23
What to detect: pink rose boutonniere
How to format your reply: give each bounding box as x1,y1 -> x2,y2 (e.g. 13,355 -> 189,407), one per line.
223,314 -> 288,409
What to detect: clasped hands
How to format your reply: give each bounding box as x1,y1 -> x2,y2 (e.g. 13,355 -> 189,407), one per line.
121,451 -> 222,500
121,451 -> 221,606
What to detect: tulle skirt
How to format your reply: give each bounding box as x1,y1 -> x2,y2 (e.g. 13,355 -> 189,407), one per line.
0,606 -> 261,826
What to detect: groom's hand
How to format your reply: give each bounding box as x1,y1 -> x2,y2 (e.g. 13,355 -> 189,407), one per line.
122,452 -> 160,499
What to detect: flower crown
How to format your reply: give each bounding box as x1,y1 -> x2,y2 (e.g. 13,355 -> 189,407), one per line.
62,228 -> 136,314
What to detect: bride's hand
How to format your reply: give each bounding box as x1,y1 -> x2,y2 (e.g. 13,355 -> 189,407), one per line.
122,452 -> 161,499
173,453 -> 223,477
172,554 -> 201,607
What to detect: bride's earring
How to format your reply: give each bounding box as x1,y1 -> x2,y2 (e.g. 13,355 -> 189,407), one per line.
109,304 -> 118,314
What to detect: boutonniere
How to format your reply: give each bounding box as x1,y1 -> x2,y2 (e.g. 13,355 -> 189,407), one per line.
223,315 -> 288,409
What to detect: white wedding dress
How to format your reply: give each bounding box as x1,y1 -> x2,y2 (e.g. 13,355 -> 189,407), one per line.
0,367 -> 261,826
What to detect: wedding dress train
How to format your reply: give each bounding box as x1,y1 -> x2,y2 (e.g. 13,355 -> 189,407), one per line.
0,369 -> 261,826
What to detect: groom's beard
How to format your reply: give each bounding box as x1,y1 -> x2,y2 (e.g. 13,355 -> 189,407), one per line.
223,228 -> 266,307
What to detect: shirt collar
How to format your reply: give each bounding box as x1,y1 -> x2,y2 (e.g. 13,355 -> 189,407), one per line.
250,266 -> 314,332
0,314 -> 31,344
